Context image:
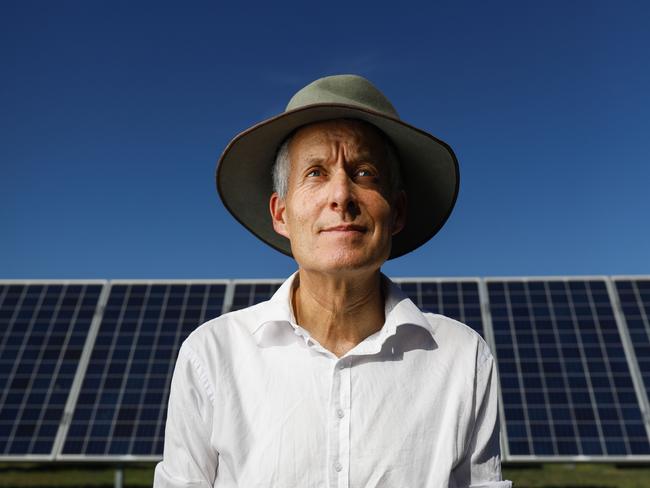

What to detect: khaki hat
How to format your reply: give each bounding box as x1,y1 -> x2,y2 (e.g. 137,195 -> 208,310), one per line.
216,74 -> 459,259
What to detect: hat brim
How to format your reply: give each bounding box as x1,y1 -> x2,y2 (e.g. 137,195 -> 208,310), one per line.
216,103 -> 459,260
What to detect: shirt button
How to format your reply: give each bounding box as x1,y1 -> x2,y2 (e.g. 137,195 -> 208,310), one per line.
334,461 -> 343,472
336,409 -> 345,419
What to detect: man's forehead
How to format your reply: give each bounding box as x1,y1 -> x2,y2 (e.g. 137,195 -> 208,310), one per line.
290,118 -> 386,153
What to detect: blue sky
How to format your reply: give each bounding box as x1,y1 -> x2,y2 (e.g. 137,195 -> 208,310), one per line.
2,1 -> 649,279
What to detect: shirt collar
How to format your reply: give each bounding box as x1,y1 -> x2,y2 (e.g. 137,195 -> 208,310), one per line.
249,272 -> 435,351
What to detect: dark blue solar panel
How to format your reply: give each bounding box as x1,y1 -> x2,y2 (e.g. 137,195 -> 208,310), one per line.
398,280 -> 484,336
230,282 -> 282,311
0,282 -> 103,456
489,279 -> 650,457
615,279 -> 650,408
61,282 -> 226,456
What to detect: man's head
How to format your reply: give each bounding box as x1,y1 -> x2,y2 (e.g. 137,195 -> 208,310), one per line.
269,119 -> 407,275
216,74 -> 459,259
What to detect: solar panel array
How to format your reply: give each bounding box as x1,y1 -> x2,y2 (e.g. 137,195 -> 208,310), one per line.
1,276 -> 650,462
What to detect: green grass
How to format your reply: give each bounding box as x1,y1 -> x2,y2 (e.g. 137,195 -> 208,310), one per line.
1,462 -> 650,487
502,463 -> 650,488
0,463 -> 153,488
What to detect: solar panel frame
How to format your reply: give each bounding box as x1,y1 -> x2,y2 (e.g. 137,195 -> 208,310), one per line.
0,280 -> 108,462
610,276 -> 650,445
56,279 -> 230,462
476,279 -> 512,460
485,275 -> 650,463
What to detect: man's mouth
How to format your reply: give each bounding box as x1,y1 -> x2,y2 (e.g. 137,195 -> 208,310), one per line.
321,224 -> 367,233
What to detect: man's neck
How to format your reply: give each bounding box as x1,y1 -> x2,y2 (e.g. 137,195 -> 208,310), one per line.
292,268 -> 386,358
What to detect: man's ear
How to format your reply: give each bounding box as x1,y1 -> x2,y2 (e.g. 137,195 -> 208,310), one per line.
270,192 -> 290,239
391,190 -> 407,236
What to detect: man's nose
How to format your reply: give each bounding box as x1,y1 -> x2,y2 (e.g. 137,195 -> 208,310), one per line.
328,169 -> 359,217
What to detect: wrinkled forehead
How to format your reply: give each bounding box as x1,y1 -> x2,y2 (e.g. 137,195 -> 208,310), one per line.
289,118 -> 388,158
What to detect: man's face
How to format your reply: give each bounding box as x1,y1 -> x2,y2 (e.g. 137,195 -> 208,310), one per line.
270,119 -> 406,276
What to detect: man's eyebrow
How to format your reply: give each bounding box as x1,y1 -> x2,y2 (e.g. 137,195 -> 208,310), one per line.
347,153 -> 385,166
298,153 -> 383,166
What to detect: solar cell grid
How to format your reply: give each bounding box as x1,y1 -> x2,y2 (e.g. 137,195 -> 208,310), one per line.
489,279 -> 650,458
0,282 -> 103,457
397,280 -> 484,336
230,282 -> 282,311
61,282 -> 227,457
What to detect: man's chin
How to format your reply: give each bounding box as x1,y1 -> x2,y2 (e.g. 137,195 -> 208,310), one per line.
297,251 -> 388,276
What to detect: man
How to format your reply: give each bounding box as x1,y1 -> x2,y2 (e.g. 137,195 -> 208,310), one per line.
154,75 -> 511,487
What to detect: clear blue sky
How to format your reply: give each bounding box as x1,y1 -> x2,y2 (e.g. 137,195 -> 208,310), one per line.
2,1 -> 649,279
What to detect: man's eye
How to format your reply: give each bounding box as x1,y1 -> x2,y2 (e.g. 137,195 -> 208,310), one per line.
356,169 -> 375,177
307,169 -> 321,177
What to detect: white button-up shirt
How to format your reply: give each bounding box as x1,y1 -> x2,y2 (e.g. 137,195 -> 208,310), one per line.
154,274 -> 511,487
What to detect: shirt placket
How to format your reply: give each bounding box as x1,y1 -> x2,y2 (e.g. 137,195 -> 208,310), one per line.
328,358 -> 351,488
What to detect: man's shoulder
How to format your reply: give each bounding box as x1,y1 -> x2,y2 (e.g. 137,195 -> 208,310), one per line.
180,300 -> 273,357
420,311 -> 494,364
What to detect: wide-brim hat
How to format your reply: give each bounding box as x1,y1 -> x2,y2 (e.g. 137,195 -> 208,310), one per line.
216,74 -> 459,260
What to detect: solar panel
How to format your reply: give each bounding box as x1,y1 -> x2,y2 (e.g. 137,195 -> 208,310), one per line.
396,279 -> 485,336
60,281 -> 227,458
0,282 -> 105,457
229,281 -> 283,312
614,278 -> 650,407
488,278 -> 650,458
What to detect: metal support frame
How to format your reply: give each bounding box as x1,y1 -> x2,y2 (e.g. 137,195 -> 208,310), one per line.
114,466 -> 123,488
606,277 -> 650,439
478,278 -> 511,461
221,280 -> 236,314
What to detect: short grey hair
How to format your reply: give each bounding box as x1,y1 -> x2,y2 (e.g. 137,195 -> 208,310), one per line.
272,126 -> 403,199
272,137 -> 293,199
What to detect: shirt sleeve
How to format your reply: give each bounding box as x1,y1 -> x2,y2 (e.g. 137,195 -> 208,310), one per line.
453,345 -> 512,488
153,343 -> 218,488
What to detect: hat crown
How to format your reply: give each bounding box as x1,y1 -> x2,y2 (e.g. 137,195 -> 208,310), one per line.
286,74 -> 399,118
